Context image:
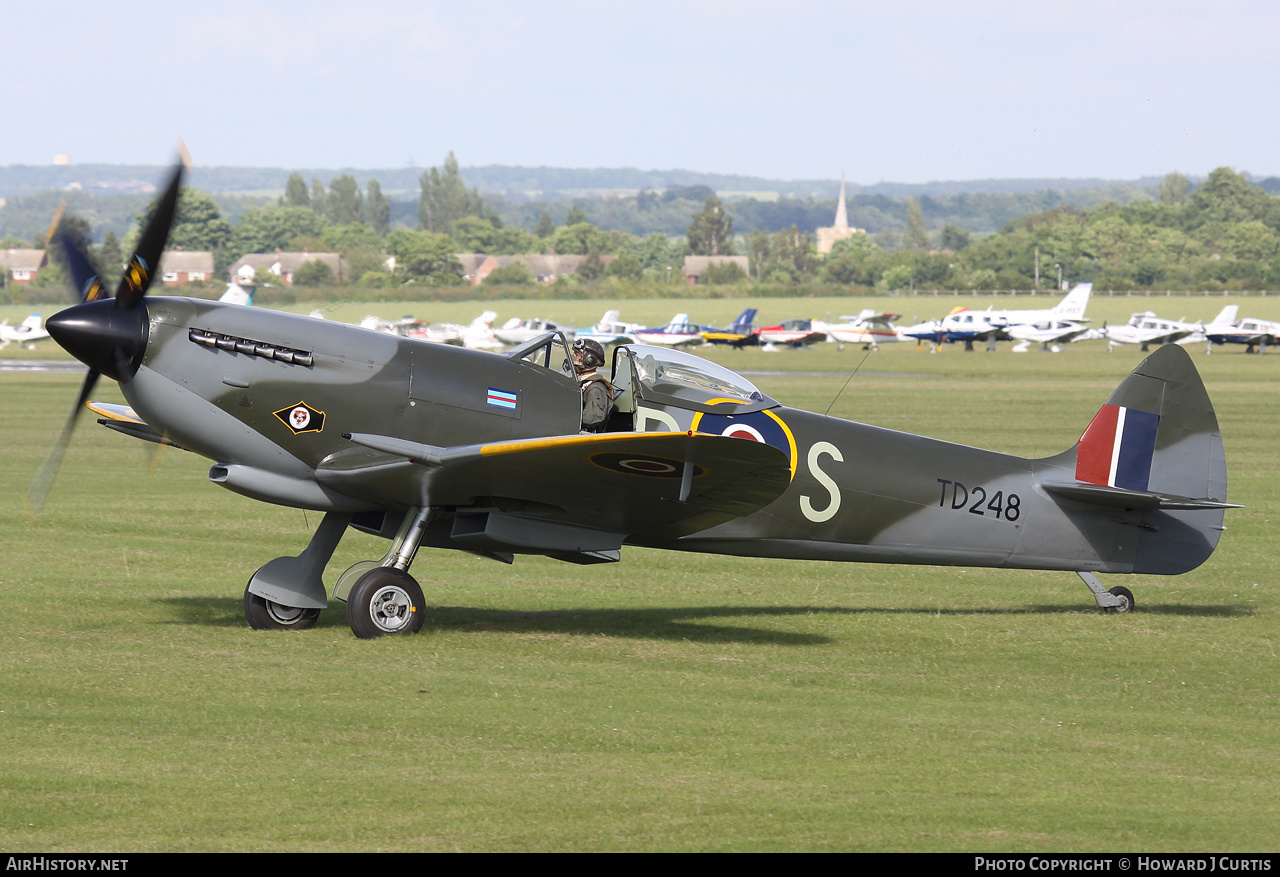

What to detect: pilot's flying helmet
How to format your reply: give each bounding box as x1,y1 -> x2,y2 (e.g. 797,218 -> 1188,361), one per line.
572,337 -> 606,371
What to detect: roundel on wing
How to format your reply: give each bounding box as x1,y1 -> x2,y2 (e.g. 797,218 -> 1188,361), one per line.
692,408 -> 797,480
589,452 -> 707,479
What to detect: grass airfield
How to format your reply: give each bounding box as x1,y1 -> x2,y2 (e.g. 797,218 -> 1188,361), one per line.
1,294 -> 1277,852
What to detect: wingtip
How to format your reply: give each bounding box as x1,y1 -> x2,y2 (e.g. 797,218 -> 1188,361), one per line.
176,139 -> 193,170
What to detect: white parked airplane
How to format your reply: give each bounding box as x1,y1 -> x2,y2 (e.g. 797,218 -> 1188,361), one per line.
574,309 -> 643,346
0,313 -> 50,348
1008,319 -> 1094,353
218,282 -> 257,305
814,309 -> 906,349
901,283 -> 1093,350
632,313 -> 705,347
1102,307 -> 1235,351
360,311 -> 503,349
1203,306 -> 1280,353
493,316 -> 575,346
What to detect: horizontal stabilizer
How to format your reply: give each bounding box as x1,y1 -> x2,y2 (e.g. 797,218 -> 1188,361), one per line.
1042,481 -> 1242,512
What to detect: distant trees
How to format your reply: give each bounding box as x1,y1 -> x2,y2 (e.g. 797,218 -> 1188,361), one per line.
1159,171 -> 1188,205
366,180 -> 390,236
282,173 -> 310,208
418,152 -> 485,235
230,206 -> 326,256
686,195 -> 735,256
385,229 -> 463,284
903,199 -> 929,250
23,150 -> 1280,294
134,186 -> 232,255
932,167 -> 1280,290
327,175 -> 364,225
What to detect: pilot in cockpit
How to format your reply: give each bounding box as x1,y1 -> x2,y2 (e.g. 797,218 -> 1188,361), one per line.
571,337 -> 614,433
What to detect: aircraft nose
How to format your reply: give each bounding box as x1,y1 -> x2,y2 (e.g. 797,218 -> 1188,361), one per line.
46,299 -> 150,381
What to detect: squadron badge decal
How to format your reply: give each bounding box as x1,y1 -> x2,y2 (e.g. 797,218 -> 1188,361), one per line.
274,401 -> 326,435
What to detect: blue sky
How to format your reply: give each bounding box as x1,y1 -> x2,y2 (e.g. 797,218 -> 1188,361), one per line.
8,1 -> 1278,183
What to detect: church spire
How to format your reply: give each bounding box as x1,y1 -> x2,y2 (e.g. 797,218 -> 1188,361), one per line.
834,174 -> 849,229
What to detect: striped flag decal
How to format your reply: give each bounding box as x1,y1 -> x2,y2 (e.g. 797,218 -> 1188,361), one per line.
487,387 -> 519,410
1076,404 -> 1160,490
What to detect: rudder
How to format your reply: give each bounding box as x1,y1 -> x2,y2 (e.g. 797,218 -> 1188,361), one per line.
1045,344 -> 1234,574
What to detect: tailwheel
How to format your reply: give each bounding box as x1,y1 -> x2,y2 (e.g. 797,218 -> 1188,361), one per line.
244,585 -> 321,630
1106,585 -> 1135,614
346,568 -> 426,639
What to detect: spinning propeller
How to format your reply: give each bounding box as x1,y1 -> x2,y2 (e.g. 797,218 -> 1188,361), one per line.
28,149 -> 189,514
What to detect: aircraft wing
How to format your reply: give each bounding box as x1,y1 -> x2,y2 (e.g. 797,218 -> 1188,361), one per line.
320,431 -> 792,551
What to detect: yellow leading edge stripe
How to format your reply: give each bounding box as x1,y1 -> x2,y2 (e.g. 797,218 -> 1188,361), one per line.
479,430 -> 692,457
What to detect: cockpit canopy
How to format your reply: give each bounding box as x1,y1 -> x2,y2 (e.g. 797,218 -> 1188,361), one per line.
618,344 -> 776,414
505,332 -> 779,418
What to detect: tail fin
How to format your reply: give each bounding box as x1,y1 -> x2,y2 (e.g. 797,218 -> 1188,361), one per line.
1042,344 -> 1236,574
1210,304 -> 1238,326
730,308 -> 757,331
1051,282 -> 1092,320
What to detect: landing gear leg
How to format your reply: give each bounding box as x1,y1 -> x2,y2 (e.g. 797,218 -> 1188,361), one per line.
1077,571 -> 1136,612
336,506 -> 437,638
244,511 -> 351,630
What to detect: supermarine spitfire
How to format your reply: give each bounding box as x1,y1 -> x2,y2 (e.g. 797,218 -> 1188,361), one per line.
33,158 -> 1238,638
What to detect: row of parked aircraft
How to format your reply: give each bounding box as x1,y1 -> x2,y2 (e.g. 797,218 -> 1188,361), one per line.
8,279 -> 1279,355
355,282 -> 1280,355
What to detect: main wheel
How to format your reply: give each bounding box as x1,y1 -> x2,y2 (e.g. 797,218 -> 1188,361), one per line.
244,586 -> 321,630
346,568 -> 426,639
1106,585 -> 1135,613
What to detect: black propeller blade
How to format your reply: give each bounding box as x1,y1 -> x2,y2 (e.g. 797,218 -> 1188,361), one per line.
28,150 -> 188,515
116,159 -> 184,310
27,362 -> 104,515
56,227 -> 111,303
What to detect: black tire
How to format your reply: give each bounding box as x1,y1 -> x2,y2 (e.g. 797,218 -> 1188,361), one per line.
1106,585 -> 1136,614
346,568 -> 426,639
244,586 -> 321,630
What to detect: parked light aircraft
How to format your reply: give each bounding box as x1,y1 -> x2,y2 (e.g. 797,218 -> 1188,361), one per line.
1102,308 -> 1229,351
574,309 -> 642,346
814,310 -> 906,349
1007,319 -> 1094,353
902,283 -> 1094,350
756,319 -> 826,347
493,316 -> 575,346
1203,306 -> 1280,353
700,308 -> 759,347
218,283 -> 256,306
32,158 -> 1238,638
0,313 -> 50,348
632,313 -> 705,347
378,311 -> 502,349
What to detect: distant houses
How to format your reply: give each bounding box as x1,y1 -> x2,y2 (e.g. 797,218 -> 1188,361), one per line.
682,255 -> 750,285
0,244 -> 752,290
159,250 -> 215,286
0,248 -> 47,285
227,251 -> 347,286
